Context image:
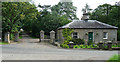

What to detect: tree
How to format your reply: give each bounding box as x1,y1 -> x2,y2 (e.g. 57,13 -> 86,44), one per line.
28,4 -> 72,37
2,2 -> 39,40
89,4 -> 113,23
2,2 -> 38,33
51,2 -> 79,20
89,3 -> 120,41
82,4 -> 92,13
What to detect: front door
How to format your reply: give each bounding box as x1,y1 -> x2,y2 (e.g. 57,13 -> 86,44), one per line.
88,32 -> 93,44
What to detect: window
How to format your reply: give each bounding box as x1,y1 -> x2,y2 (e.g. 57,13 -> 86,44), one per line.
72,32 -> 78,38
103,32 -> 108,39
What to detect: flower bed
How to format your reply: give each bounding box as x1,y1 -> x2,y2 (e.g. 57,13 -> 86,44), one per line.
61,44 -> 99,49
60,44 -> 120,50
112,44 -> 120,48
73,45 -> 99,49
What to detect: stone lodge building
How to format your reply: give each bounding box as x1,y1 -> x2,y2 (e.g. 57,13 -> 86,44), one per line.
57,13 -> 118,44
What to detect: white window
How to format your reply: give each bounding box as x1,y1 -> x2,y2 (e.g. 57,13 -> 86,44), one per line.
103,32 -> 108,39
72,32 -> 78,38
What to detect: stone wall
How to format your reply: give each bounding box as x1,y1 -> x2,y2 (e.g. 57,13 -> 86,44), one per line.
57,29 -> 117,44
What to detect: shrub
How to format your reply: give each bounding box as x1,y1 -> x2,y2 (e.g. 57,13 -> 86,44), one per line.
73,45 -> 80,48
80,45 -> 83,48
60,44 -> 64,48
72,38 -> 84,45
112,45 -> 117,48
104,44 -> 108,49
10,33 -> 14,40
60,44 -> 63,47
64,44 -> 69,48
90,45 -> 94,48
62,28 -> 74,44
94,45 -> 98,48
107,54 -> 120,62
82,45 -> 86,48
60,44 -> 69,48
88,40 -> 93,45
112,44 -> 120,48
86,45 -> 91,48
19,36 -> 22,39
118,45 -> 120,47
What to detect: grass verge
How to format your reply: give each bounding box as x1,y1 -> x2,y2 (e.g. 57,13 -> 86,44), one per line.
0,42 -> 9,45
107,54 -> 120,62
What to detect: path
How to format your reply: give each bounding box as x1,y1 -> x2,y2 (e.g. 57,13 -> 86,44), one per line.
1,34 -> 118,60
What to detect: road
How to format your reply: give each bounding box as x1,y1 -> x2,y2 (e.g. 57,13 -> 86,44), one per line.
1,35 -> 118,60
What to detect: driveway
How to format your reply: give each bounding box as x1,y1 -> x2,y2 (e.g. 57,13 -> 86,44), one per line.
1,34 -> 118,60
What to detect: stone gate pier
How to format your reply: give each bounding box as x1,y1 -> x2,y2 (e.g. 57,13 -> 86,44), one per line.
40,30 -> 44,42
50,30 -> 55,44
4,32 -> 10,43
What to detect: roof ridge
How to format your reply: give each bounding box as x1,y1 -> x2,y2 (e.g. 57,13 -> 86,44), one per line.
58,20 -> 118,29
61,21 -> 75,28
95,20 -> 118,28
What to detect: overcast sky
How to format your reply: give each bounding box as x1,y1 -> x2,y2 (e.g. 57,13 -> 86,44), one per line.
32,0 -> 119,19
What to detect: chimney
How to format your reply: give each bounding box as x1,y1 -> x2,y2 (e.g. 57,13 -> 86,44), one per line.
81,11 -> 89,21
60,0 -> 72,2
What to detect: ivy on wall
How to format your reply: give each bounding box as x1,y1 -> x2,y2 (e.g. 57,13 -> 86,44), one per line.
62,28 -> 74,44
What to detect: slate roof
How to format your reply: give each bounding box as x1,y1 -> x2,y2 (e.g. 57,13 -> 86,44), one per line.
58,20 -> 118,29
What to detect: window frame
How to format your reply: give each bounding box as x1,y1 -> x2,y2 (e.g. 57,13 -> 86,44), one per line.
103,32 -> 108,39
72,32 -> 79,39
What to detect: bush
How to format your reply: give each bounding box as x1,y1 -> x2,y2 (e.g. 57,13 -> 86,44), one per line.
61,44 -> 99,49
89,45 -> 94,48
60,44 -> 69,48
62,28 -> 74,44
10,33 -> 14,40
88,40 -> 93,45
80,45 -> 83,48
94,45 -> 98,48
81,45 -> 86,48
64,44 -> 69,48
112,45 -> 117,48
86,45 -> 91,48
72,38 -> 84,45
118,45 -> 120,47
60,44 -> 64,48
107,54 -> 120,62
112,44 -> 120,48
104,44 -> 108,49
19,36 -> 22,39
73,45 -> 80,48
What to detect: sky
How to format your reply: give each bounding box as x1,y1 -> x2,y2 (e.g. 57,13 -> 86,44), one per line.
32,0 -> 120,19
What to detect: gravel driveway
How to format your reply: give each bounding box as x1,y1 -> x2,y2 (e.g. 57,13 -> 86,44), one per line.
1,35 -> 118,60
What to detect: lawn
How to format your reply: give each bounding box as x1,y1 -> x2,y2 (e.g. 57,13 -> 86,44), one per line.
0,42 -> 9,45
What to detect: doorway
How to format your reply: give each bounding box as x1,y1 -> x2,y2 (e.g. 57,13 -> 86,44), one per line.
88,32 -> 93,44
